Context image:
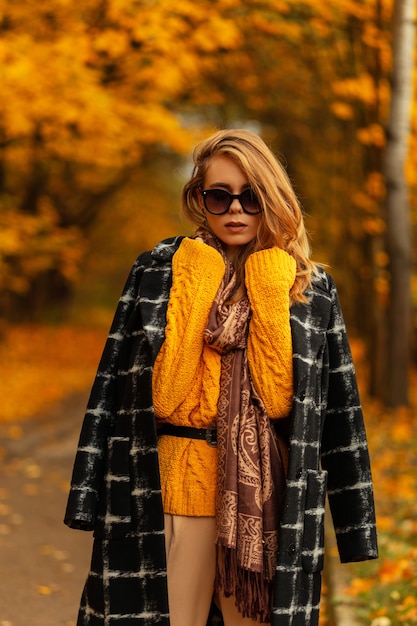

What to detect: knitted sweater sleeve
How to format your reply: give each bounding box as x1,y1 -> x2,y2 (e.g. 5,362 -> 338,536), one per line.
153,238 -> 225,417
245,247 -> 296,418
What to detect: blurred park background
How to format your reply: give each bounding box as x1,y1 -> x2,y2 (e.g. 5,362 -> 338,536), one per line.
0,0 -> 416,623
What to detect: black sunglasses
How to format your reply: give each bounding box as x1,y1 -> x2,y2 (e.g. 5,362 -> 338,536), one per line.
200,188 -> 262,215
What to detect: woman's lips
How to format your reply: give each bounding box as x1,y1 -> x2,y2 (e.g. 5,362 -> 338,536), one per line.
225,222 -> 246,232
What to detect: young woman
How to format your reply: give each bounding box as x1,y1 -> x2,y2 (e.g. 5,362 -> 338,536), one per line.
65,129 -> 378,626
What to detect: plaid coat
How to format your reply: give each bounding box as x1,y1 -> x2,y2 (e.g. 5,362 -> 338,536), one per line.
65,236 -> 378,626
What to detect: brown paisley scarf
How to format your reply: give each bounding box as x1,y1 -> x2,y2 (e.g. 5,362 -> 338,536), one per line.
199,230 -> 290,622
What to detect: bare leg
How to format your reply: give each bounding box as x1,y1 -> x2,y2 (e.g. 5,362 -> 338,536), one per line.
164,513 -> 217,626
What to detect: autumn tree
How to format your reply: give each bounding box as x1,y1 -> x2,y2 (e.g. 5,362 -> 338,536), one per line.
0,0 -> 324,318
0,0 -> 200,318
383,0 -> 416,407
273,0 -> 416,405
0,0 -> 416,409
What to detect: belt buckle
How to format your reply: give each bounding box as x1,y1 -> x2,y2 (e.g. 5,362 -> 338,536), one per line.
205,423 -> 217,448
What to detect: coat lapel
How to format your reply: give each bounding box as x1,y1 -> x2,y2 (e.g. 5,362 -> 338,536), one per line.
139,236 -> 184,362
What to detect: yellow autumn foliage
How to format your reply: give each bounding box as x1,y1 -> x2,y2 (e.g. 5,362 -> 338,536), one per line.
339,351 -> 417,623
0,0 -> 415,346
357,124 -> 386,147
0,325 -> 105,422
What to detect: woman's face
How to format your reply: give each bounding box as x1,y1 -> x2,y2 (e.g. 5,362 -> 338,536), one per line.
201,154 -> 262,259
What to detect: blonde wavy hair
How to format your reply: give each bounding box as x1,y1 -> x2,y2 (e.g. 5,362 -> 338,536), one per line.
182,128 -> 317,304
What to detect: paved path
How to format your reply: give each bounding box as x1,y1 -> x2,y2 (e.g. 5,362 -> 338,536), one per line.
0,393 -> 92,626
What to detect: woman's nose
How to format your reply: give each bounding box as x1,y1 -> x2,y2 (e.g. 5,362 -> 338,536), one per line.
229,198 -> 243,213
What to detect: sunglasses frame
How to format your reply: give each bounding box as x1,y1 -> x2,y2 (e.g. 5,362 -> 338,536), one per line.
200,188 -> 263,215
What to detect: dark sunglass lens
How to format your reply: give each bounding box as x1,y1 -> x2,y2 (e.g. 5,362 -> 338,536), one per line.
241,190 -> 260,213
205,189 -> 230,213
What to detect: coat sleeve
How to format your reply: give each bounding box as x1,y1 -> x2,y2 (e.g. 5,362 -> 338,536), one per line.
320,275 -> 378,562
64,253 -> 148,530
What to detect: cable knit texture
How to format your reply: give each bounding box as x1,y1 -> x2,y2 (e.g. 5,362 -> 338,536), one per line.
153,240 -> 296,517
153,238 -> 225,516
245,247 -> 296,418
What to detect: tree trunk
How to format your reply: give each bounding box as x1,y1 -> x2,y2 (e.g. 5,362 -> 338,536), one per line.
383,0 -> 416,406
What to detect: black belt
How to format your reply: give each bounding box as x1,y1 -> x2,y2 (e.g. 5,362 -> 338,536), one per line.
157,423 -> 217,448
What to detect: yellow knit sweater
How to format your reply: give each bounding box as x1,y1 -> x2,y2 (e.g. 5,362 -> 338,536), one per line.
152,238 -> 296,517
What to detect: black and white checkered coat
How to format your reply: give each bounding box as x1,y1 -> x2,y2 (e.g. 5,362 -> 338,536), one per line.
65,236 -> 378,626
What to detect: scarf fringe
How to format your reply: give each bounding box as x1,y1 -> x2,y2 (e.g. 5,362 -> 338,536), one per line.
215,546 -> 273,623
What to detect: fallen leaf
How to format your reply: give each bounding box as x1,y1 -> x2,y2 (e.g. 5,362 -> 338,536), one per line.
53,549 -> 67,561
62,562 -> 74,573
24,463 -> 42,479
10,513 -> 23,526
371,618 -> 391,626
0,503 -> 11,516
23,483 -> 39,496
